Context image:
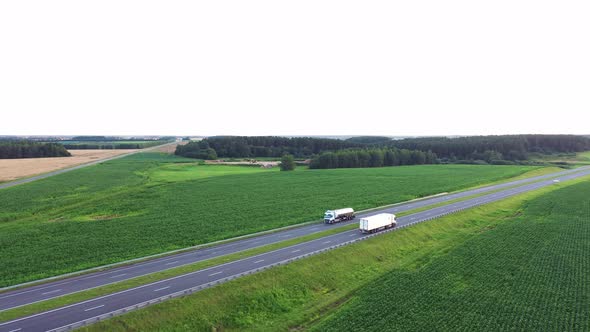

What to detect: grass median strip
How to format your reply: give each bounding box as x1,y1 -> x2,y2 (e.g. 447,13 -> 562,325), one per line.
0,224 -> 356,322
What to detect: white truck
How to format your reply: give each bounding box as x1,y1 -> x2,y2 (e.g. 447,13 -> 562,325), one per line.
324,208 -> 355,224
359,213 -> 396,233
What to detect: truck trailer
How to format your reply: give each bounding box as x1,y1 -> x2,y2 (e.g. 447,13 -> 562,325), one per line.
359,213 -> 396,233
324,208 -> 355,224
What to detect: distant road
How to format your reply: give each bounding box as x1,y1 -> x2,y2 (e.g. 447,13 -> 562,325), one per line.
1,167 -> 589,331
0,142 -> 177,190
1,166 -> 588,313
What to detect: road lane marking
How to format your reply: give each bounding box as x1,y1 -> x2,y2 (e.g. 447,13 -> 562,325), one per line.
9,329 -> 22,332
291,249 -> 301,253
84,304 -> 105,312
165,261 -> 179,266
323,241 -> 332,244
280,234 -> 291,238
109,274 -> 127,279
254,259 -> 265,264
252,241 -> 261,245
41,289 -> 62,295
209,271 -> 223,276
349,234 -> 356,237
153,286 -> 170,292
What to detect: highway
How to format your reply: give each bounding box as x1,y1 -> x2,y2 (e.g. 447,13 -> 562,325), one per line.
1,166 -> 590,331
1,166 -> 589,314
0,142 -> 177,190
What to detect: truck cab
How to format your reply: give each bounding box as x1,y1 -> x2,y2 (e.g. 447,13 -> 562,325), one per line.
324,211 -> 336,223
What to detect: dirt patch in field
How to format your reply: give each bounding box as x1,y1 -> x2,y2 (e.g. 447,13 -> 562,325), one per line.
0,149 -> 137,182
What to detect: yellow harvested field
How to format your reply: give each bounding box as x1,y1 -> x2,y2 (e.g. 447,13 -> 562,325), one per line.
0,150 -> 137,182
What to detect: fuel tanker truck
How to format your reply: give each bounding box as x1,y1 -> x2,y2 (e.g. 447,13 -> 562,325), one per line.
323,208 -> 355,224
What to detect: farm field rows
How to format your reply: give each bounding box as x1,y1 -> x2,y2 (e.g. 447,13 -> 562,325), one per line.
79,174 -> 590,332
0,153 -> 542,286
314,179 -> 590,331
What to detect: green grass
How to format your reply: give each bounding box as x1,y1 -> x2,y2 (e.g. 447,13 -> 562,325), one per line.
0,153 -> 540,286
315,179 -> 590,331
79,175 -> 590,332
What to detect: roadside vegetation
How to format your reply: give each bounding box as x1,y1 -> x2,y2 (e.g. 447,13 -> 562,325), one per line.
80,176 -> 590,332
0,153 -> 540,286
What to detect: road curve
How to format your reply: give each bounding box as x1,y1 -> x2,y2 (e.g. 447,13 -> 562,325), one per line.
0,142 -> 177,190
1,166 -> 588,313
1,167 -> 589,331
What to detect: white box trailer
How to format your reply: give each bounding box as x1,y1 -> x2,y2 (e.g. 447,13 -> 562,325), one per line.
359,213 -> 396,233
324,208 -> 355,224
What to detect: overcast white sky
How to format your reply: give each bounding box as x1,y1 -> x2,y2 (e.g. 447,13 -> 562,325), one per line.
0,1 -> 588,136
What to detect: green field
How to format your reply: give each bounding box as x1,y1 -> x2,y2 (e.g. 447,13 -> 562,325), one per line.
0,153 -> 541,286
81,177 -> 590,332
316,179 -> 590,331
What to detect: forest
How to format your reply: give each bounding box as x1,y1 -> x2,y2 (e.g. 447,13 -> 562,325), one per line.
348,135 -> 590,162
309,148 -> 437,169
0,141 -> 71,159
175,135 -> 590,167
177,136 -> 361,159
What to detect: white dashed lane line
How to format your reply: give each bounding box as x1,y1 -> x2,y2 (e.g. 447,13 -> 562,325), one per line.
84,304 -> 105,312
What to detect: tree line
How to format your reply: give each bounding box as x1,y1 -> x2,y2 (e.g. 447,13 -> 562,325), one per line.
63,143 -> 158,150
0,141 -> 71,159
309,148 -> 437,169
204,136 -> 361,158
347,135 -> 590,163
175,140 -> 218,159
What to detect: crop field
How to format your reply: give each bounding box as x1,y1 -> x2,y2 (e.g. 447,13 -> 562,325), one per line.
80,175 -> 590,332
0,153 -> 541,286
0,149 -> 137,183
315,180 -> 590,331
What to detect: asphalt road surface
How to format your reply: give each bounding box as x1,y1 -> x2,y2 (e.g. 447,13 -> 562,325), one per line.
1,166 -> 589,314
1,167 -> 590,331
0,142 -> 177,190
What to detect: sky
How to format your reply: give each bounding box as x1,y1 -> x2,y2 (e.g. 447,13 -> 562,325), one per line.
0,1 -> 588,137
